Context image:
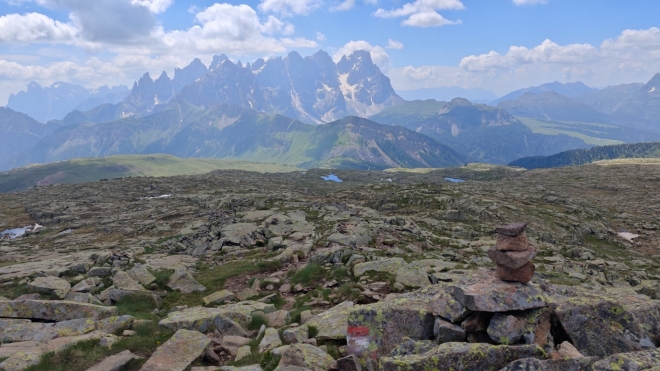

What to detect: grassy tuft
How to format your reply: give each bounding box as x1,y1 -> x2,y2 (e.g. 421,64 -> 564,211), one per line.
257,260 -> 282,272
248,313 -> 269,331
307,325 -> 319,339
260,351 -> 282,371
290,264 -> 325,285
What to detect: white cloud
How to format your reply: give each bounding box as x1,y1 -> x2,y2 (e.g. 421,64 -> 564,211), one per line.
511,0 -> 547,5
0,13 -> 77,43
258,0 -> 322,16
316,32 -> 326,41
374,0 -> 463,27
130,0 -> 173,13
331,0 -> 355,11
389,28 -> 660,96
333,40 -> 390,71
386,39 -> 403,49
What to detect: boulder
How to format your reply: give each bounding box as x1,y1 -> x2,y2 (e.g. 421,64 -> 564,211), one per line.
495,233 -> 530,252
112,271 -> 145,291
379,343 -> 546,371
89,267 -> 113,277
453,274 -> 546,312
27,276 -> 71,300
304,301 -> 354,340
0,350 -> 43,371
495,262 -> 535,284
1,318 -> 97,343
97,315 -> 135,334
499,357 -> 598,371
591,348 -> 660,371
140,329 -> 211,371
354,258 -> 405,277
347,298 -> 434,368
0,300 -> 117,321
127,264 -> 157,286
259,327 -> 283,353
487,247 -> 537,270
283,326 -> 309,344
266,310 -> 290,328
388,338 -> 438,357
87,350 -> 141,371
430,287 -> 471,323
334,354 -> 362,371
278,343 -> 334,371
235,345 -> 252,362
221,223 -> 258,245
214,316 -> 248,337
434,317 -> 466,343
395,265 -> 431,288
203,290 -> 236,306
557,341 -> 584,359
70,277 -> 99,293
236,288 -> 259,301
487,313 -> 527,345
166,268 -> 206,294
159,301 -> 275,332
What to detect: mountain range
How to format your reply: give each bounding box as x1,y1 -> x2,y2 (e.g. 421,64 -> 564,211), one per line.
7,82 -> 129,123
2,50 -> 660,173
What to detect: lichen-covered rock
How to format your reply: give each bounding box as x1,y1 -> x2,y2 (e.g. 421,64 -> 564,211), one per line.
221,223 -> 258,245
127,263 -> 156,286
112,271 -> 145,291
335,354 -> 362,371
2,318 -> 97,342
89,267 -> 113,277
203,290 -> 236,306
167,268 -> 206,294
214,316 -> 248,337
379,343 -> 546,371
304,301 -> 354,340
70,277 -> 99,293
328,223 -> 371,247
0,300 -> 117,321
395,265 -> 430,288
487,313 -> 527,345
278,343 -> 334,371
235,345 -> 252,362
266,310 -> 290,328
354,258 -> 405,277
97,315 -> 134,334
387,338 -> 437,357
519,308 -> 554,350
453,273 -> 546,312
347,298 -> 434,369
591,348 -> 660,371
27,276 -> 71,299
140,329 -> 211,371
0,350 -> 43,371
499,357 -> 598,371
283,325 -> 309,344
554,293 -> 660,357
87,350 -> 142,371
430,287 -> 471,323
434,317 -> 467,343
159,301 -> 275,332
259,327 -> 283,353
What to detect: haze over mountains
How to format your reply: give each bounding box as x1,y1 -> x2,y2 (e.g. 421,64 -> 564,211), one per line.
2,49 -> 660,172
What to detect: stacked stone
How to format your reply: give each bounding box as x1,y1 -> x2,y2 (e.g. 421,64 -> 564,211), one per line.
487,222 -> 536,283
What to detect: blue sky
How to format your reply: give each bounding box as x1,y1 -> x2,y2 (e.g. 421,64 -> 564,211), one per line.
0,0 -> 659,103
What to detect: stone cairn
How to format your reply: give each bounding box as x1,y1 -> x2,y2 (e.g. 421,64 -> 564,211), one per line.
487,222 -> 536,283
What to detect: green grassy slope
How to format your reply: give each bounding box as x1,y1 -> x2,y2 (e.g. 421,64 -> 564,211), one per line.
0,154 -> 300,193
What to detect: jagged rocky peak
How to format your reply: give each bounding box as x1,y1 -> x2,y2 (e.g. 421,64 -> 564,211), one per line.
209,54 -> 229,70
642,72 -> 660,94
172,58 -> 207,92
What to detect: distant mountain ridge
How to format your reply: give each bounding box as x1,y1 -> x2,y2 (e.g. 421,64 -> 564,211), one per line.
59,50 -> 402,126
0,107 -> 62,162
396,87 -> 497,104
492,81 -> 598,105
6,82 -> 129,122
509,142 -> 660,169
1,102 -> 463,171
369,98 -> 590,164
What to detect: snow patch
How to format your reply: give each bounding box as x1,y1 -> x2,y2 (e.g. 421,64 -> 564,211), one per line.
650,87 -> 656,93
618,232 -> 639,241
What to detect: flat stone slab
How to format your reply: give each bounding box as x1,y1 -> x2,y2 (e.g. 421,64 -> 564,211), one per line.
167,268 -> 206,294
87,350 -> 142,371
27,276 -> 71,300
140,329 -> 210,371
159,301 -> 276,332
452,274 -> 546,312
1,318 -> 97,343
0,300 -> 118,321
496,222 -> 527,236
304,301 -> 354,341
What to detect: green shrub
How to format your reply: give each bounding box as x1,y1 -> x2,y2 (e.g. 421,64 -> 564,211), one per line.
260,351 -> 282,371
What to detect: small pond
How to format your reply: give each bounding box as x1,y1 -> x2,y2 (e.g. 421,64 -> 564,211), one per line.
0,227 -> 29,239
321,174 -> 343,182
444,177 -> 466,183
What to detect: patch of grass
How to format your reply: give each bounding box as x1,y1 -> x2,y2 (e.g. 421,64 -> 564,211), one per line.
260,351 -> 282,371
227,353 -> 262,367
0,283 -> 30,300
248,313 -> 269,331
149,269 -> 174,290
115,295 -> 158,320
331,267 -> 351,281
288,305 -> 312,324
307,325 -> 319,338
290,264 -> 325,285
336,282 -> 362,301
161,260 -> 259,309
257,260 -> 282,272
154,235 -> 182,245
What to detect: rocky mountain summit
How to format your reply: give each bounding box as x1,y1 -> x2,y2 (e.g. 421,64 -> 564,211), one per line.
62,50 -> 402,126
1,161 -> 660,370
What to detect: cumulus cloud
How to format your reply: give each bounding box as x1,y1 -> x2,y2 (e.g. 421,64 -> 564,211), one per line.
258,0 -> 322,16
388,28 -> 660,96
511,0 -> 548,5
333,40 -> 390,71
0,13 -> 77,43
386,39 -> 403,49
316,32 -> 326,41
130,0 -> 173,13
331,0 -> 355,12
374,0 -> 463,27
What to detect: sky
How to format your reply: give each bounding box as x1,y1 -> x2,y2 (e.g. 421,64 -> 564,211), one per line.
0,0 -> 659,104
